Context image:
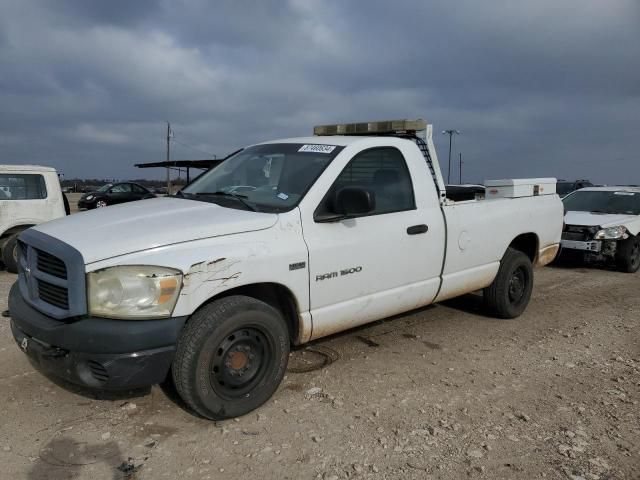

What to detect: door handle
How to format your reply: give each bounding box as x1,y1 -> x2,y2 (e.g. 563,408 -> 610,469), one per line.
407,224 -> 428,235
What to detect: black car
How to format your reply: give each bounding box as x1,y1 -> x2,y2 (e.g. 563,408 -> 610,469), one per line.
78,182 -> 156,209
556,179 -> 593,198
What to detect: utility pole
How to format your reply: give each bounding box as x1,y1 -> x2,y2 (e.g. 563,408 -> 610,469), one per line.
442,129 -> 461,184
166,122 -> 171,193
459,152 -> 463,184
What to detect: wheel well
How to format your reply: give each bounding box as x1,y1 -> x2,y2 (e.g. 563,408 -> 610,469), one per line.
1,225 -> 34,242
195,283 -> 300,344
509,233 -> 538,262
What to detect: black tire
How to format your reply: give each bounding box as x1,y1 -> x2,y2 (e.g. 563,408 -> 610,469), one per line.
2,233 -> 20,273
615,235 -> 640,273
62,193 -> 71,215
172,295 -> 289,420
484,247 -> 534,319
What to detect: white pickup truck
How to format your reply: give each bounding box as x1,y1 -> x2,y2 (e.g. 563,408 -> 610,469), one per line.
9,120 -> 562,419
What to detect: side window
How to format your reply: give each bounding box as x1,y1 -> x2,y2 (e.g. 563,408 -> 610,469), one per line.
132,184 -> 147,193
111,184 -> 131,193
0,174 -> 47,200
330,147 -> 415,215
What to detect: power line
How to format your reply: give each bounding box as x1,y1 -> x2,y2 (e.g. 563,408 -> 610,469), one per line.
172,138 -> 216,158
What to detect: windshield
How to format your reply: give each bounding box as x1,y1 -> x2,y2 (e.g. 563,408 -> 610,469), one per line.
563,190 -> 640,215
181,143 -> 343,212
97,184 -> 112,193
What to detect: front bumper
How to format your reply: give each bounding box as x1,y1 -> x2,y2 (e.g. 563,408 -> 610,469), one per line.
77,199 -> 95,209
9,282 -> 187,390
560,239 -> 602,253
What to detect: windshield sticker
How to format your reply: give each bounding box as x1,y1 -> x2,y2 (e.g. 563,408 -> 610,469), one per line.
614,192 -> 635,196
277,192 -> 289,200
298,144 -> 336,154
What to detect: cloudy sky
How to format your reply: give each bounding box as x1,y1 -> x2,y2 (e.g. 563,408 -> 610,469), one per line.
1,0 -> 639,184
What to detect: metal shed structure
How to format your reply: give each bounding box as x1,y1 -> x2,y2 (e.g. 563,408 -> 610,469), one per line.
134,149 -> 241,184
134,159 -> 222,183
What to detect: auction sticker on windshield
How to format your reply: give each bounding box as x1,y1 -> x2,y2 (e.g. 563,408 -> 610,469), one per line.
298,144 -> 336,154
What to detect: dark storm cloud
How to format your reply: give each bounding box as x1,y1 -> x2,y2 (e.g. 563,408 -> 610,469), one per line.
46,0 -> 159,27
0,0 -> 638,184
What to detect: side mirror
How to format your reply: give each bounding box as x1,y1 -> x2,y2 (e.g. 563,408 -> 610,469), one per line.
335,186 -> 375,216
315,186 -> 375,223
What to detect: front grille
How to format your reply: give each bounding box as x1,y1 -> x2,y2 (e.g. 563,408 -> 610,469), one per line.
37,279 -> 69,310
562,225 -> 595,242
87,361 -> 109,384
36,249 -> 68,279
18,229 -> 87,319
562,231 -> 587,241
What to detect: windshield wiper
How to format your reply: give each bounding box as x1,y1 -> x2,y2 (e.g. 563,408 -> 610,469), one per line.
194,191 -> 256,211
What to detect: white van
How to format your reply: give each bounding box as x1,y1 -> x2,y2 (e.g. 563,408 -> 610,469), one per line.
0,165 -> 67,272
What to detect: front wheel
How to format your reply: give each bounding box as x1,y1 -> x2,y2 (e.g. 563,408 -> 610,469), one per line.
484,247 -> 534,319
615,235 -> 640,273
172,296 -> 289,420
95,200 -> 108,208
2,233 -> 20,273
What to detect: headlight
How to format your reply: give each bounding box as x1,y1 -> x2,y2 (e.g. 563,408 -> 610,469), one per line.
88,266 -> 182,319
594,226 -> 627,240
86,195 -> 94,201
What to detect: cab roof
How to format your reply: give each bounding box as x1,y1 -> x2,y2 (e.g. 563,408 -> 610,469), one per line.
258,135 -> 412,147
0,164 -> 58,173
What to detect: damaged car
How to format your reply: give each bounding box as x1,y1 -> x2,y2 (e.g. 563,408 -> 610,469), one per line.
560,186 -> 640,272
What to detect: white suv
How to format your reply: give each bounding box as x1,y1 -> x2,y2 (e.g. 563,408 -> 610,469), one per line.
0,165 -> 67,272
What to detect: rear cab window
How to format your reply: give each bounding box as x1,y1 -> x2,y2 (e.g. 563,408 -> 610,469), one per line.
0,174 -> 47,200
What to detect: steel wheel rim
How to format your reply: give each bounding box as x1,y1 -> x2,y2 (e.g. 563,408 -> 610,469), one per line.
209,326 -> 272,398
508,266 -> 526,304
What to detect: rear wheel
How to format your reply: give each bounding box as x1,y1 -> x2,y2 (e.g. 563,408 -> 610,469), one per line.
63,193 -> 71,215
615,236 -> 640,273
484,247 -> 534,319
172,295 -> 289,420
2,233 -> 20,273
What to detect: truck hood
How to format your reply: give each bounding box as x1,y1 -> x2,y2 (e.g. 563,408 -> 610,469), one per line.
564,210 -> 640,234
33,197 -> 278,264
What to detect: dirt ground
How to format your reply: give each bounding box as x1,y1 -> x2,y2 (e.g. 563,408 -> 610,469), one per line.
0,261 -> 638,480
67,193 -> 83,213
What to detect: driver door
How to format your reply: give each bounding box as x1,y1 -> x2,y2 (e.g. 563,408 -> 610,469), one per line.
301,146 -> 444,340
